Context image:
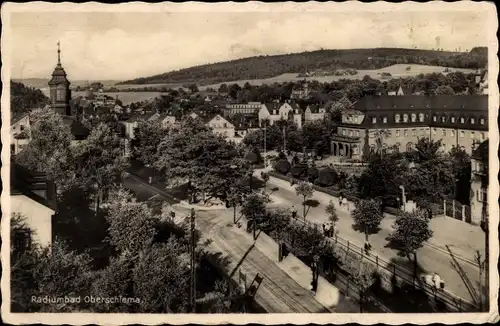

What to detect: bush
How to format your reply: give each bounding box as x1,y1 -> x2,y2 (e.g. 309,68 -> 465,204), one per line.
307,166 -> 319,183
290,164 -> 308,179
317,167 -> 338,187
274,159 -> 291,175
245,148 -> 262,165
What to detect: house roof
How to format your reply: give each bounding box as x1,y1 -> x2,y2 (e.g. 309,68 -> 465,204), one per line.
10,163 -> 57,211
11,113 -> 29,125
61,116 -> 90,140
354,95 -> 488,112
344,95 -> 488,130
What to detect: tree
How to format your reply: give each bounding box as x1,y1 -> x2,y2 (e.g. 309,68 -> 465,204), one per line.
241,193 -> 267,239
14,107 -> 75,190
345,260 -> 375,313
131,119 -> 169,166
316,167 -> 339,187
105,188 -> 157,255
307,164 -> 319,183
261,171 -> 270,191
10,81 -> 49,119
358,155 -> 407,208
388,210 -> 433,282
325,200 -> 339,227
434,85 -> 454,95
295,182 -> 314,220
351,199 -> 383,242
155,118 -> 249,203
370,129 -> 391,159
72,123 -> 129,213
132,240 -> 190,312
33,239 -> 95,312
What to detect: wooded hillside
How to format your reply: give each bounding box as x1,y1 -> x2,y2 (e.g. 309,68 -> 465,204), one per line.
10,81 -> 49,121
120,47 -> 488,86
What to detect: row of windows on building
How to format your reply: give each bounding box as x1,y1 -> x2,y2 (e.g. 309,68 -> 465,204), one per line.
341,128 -> 487,140
368,114 -> 487,125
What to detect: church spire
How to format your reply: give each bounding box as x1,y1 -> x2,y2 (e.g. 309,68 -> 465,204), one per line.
57,40 -> 61,65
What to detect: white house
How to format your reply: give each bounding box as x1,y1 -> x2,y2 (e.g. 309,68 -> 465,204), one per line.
158,113 -> 177,129
304,105 -> 326,123
122,111 -> 159,139
10,114 -> 31,155
258,101 -> 302,129
205,114 -> 235,139
10,163 -> 57,247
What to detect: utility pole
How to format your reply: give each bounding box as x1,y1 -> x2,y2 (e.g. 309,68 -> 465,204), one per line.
264,125 -> 267,167
283,125 -> 287,152
188,208 -> 196,313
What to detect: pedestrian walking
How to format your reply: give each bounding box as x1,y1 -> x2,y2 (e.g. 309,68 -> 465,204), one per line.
291,206 -> 297,219
342,197 -> 348,210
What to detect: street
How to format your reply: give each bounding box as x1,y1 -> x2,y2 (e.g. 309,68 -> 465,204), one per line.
259,171 -> 485,307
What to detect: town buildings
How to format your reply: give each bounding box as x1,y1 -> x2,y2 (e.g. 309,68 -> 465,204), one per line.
10,114 -> 31,155
10,163 -> 57,247
290,81 -> 310,100
332,95 -> 488,159
258,101 -> 303,129
304,104 -> 326,123
470,140 -> 489,226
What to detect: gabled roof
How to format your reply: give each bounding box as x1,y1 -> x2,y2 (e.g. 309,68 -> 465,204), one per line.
11,113 -> 30,125
61,116 -> 90,140
10,163 -> 57,211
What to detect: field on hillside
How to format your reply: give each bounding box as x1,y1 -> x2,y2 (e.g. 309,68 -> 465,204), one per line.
71,91 -> 161,105
197,64 -> 478,90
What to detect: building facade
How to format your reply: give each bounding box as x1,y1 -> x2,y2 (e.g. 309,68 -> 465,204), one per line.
470,140 -> 488,226
10,163 -> 57,247
258,101 -> 303,129
332,95 -> 488,159
10,114 -> 31,155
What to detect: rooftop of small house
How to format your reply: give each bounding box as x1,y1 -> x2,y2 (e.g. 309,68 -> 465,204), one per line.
10,162 -> 57,211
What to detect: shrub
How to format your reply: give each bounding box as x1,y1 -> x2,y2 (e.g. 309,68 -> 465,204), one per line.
274,159 -> 291,175
307,166 -> 319,183
244,148 -> 262,165
290,164 -> 308,179
317,167 -> 338,187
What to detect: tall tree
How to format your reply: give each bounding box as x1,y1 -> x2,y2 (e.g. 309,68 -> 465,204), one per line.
72,123 -> 129,212
325,200 -> 339,228
105,188 -> 157,255
295,182 -> 314,220
241,193 -> 267,237
388,210 -> 433,282
130,119 -> 169,166
351,199 -> 383,242
155,118 -> 249,203
14,107 -> 75,190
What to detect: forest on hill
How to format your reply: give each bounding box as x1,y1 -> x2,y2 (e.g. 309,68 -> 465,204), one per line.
10,81 -> 49,121
120,47 -> 488,86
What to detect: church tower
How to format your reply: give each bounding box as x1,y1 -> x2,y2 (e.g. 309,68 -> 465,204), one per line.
48,41 -> 72,116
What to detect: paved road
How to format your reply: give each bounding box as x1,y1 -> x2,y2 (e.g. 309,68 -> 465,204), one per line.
123,175 -> 331,313
261,173 -> 484,307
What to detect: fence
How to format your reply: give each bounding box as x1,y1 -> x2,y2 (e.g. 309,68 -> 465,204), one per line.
292,218 -> 478,312
444,199 -> 472,224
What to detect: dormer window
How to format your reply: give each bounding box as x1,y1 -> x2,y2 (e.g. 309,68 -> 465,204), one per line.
441,116 -> 446,122
383,117 -> 387,123
411,114 -> 416,122
433,116 -> 437,122
460,117 -> 465,123
419,113 -> 424,122
372,117 -> 377,124
480,118 -> 485,125
451,117 -> 455,123
403,114 -> 408,122
395,114 -> 400,123
471,118 -> 475,124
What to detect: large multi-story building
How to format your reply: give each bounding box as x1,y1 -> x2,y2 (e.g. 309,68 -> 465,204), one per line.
258,101 -> 303,129
332,95 -> 488,159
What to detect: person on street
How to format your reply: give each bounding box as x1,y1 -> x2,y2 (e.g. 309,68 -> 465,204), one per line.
291,206 -> 297,219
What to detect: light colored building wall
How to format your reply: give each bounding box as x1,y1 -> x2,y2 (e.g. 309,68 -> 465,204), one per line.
11,195 -> 54,247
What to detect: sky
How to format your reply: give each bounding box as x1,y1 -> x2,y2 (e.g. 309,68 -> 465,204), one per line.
8,10 -> 490,81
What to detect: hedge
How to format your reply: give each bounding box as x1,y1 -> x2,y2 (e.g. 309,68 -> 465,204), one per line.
316,167 -> 338,187
290,164 -> 308,179
274,159 -> 291,175
270,170 -> 404,216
